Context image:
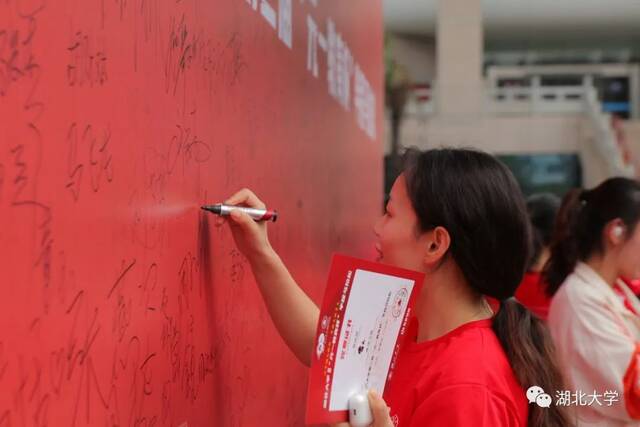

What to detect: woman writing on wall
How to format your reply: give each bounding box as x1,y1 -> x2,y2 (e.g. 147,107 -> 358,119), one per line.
219,148 -> 570,426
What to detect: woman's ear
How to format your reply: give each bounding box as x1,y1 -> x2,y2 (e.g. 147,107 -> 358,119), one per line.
605,219 -> 627,246
423,226 -> 451,268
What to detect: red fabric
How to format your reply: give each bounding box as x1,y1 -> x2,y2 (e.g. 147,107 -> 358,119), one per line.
622,277 -> 640,296
623,343 -> 640,419
486,296 -> 500,313
385,318 -> 528,427
515,272 -> 551,321
613,282 -> 640,316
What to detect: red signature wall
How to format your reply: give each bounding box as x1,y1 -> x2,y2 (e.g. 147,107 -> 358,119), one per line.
0,0 -> 382,425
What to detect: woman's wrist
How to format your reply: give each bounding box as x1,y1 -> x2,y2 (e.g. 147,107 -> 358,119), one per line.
248,243 -> 279,271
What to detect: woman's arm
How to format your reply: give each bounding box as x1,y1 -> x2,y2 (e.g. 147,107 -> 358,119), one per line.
218,188 -> 319,366
247,247 -> 319,366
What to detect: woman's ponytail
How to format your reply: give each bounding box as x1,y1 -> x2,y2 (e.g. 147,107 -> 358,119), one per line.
543,189 -> 584,296
493,299 -> 573,426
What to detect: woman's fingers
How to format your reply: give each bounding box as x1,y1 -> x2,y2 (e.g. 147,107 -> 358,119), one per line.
368,390 -> 393,427
214,188 -> 266,228
330,392 -> 392,427
224,188 -> 266,209
228,209 -> 259,233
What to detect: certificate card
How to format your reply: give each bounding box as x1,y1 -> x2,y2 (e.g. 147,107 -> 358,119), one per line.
305,254 -> 425,425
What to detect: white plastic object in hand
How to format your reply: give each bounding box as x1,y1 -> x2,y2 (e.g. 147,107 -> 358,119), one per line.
348,393 -> 373,427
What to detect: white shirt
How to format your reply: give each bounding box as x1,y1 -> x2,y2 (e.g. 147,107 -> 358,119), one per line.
548,262 -> 640,427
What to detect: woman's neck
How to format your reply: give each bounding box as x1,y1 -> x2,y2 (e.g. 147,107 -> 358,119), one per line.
586,254 -> 619,287
530,248 -> 551,273
414,262 -> 493,342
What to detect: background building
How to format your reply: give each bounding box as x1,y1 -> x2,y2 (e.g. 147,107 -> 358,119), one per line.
383,0 -> 640,194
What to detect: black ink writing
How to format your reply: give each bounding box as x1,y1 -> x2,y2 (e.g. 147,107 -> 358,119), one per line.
65,122 -> 114,201
66,31 -> 108,87
107,259 -> 137,299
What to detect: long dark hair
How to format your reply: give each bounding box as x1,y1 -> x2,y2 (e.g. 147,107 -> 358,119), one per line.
544,177 -> 640,296
404,148 -> 571,427
526,193 -> 561,271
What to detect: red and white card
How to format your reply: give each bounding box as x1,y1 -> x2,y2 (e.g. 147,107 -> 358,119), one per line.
305,254 -> 424,425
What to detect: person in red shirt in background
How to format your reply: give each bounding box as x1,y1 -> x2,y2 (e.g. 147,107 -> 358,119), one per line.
218,148 -> 572,427
515,193 -> 560,321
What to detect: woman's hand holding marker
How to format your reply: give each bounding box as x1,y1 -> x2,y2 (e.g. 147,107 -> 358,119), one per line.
215,188 -> 274,264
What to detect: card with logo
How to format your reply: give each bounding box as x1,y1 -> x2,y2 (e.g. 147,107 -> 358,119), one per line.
305,254 -> 424,425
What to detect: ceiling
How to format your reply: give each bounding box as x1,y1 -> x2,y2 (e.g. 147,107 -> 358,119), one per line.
383,0 -> 640,44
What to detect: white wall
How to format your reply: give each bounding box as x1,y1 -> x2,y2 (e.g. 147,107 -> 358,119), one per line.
385,114 -> 583,154
385,114 -> 639,187
623,120 -> 640,175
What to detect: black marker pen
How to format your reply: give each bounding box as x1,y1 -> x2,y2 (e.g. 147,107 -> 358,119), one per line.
201,204 -> 278,222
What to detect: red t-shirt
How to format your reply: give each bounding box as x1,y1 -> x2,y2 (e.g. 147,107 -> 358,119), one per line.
385,318 -> 528,427
515,271 -> 551,321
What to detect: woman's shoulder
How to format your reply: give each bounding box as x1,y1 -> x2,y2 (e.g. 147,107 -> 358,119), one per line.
550,268 -> 612,320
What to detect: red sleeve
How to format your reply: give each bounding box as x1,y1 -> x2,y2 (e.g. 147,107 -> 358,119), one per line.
409,384 -> 522,427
